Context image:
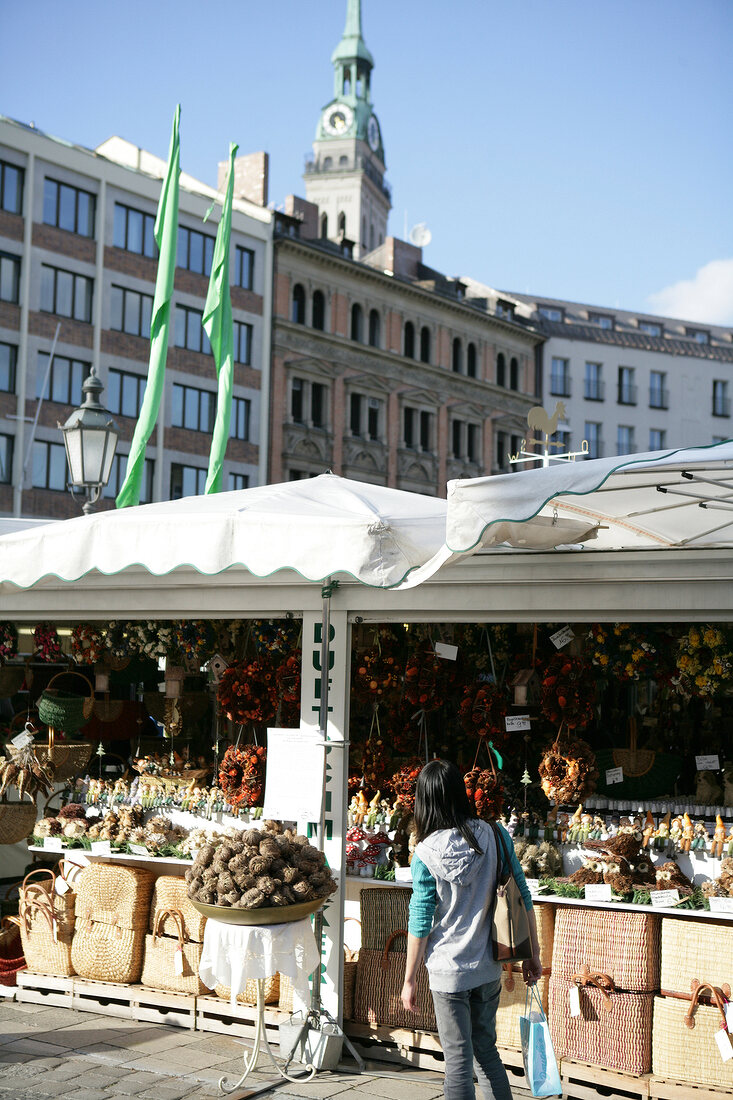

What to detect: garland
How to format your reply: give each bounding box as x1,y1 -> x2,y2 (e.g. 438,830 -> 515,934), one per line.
218,744 -> 266,807
252,619 -> 301,657
0,622 -> 17,663
70,623 -> 104,665
540,653 -> 596,730
459,682 -> 508,741
33,622 -> 63,663
106,621 -> 133,660
674,625 -> 733,698
403,645 -> 452,712
353,648 -> 401,703
217,659 -> 278,725
130,621 -> 176,660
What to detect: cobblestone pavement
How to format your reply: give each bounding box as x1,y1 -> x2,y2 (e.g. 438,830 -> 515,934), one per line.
0,998 -> 455,1100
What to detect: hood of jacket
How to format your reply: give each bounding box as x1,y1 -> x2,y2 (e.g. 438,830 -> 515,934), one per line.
416,819 -> 491,886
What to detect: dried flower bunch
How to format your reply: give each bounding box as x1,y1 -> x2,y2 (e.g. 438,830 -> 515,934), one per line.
33,622 -> 63,663
70,623 -> 105,665
185,819 -> 337,909
217,660 -> 278,725
674,625 -> 733,698
459,682 -> 508,741
540,654 -> 596,730
218,744 -> 266,807
390,758 -> 424,814
0,622 -> 18,663
464,767 -> 504,820
538,729 -> 598,804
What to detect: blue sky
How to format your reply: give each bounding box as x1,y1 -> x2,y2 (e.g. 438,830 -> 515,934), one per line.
2,0 -> 731,322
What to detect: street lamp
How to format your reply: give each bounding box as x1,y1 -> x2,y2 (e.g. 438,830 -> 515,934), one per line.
59,368 -> 119,515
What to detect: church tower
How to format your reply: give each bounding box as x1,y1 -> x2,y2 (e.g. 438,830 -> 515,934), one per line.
304,0 -> 390,259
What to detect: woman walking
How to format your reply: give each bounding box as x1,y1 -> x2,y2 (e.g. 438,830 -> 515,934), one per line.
401,759 -> 542,1100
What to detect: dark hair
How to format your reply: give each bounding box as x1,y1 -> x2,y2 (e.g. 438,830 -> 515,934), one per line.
413,759 -> 482,854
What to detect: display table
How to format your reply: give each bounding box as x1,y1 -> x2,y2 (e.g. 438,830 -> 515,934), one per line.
199,916 -> 320,1093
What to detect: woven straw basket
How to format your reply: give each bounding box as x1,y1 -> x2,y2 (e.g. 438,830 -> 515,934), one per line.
75,862 -> 154,930
20,869 -> 75,931
660,918 -> 733,994
359,887 -> 411,952
533,902 -> 555,965
551,908 -> 660,991
141,908 -> 207,995
72,921 -> 145,984
149,876 -> 206,943
0,917 -> 25,987
19,895 -> 74,977
17,742 -> 93,783
549,975 -> 653,1075
353,928 -> 436,1032
0,800 -> 38,845
215,974 -> 280,1005
496,971 -> 550,1049
652,991 -> 733,1089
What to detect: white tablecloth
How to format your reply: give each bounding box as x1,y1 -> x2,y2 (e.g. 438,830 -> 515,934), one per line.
199,916 -> 320,1010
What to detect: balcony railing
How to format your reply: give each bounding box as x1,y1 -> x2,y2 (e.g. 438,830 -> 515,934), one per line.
649,387 -> 669,409
549,377 -> 571,398
713,397 -> 731,418
584,380 -> 605,401
618,384 -> 637,405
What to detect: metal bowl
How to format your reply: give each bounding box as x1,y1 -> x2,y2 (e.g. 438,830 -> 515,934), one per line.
188,895 -> 326,926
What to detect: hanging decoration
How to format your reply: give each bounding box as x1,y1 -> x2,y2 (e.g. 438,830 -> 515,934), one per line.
32,622 -> 63,663
105,620 -> 133,661
464,766 -> 504,821
403,643 -> 451,712
390,758 -> 424,814
0,622 -> 18,663
538,723 -> 598,804
540,653 -> 596,730
251,618 -> 301,658
352,628 -> 402,704
175,620 -> 217,665
459,681 -> 508,742
217,658 -> 278,725
218,743 -> 266,807
589,623 -> 662,682
673,625 -> 733,698
70,623 -> 105,665
130,620 -> 176,660
275,651 -> 301,727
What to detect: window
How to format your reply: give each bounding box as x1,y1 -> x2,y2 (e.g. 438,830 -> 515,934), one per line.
43,178 -> 95,237
713,380 -> 730,418
174,304 -> 210,354
618,366 -> 636,405
108,368 -> 146,418
291,284 -> 305,324
553,430 -> 571,453
639,321 -> 662,337
350,393 -> 363,436
496,299 -> 515,320
495,431 -> 507,471
419,326 -> 431,363
351,303 -> 363,342
320,212 -> 328,238
312,290 -> 325,331
452,338 -> 462,373
584,422 -> 602,460
588,313 -> 613,329
368,309 -> 380,348
172,383 -> 215,433
229,396 -> 250,440
467,342 -> 477,378
338,212 -> 346,236
510,357 -> 519,391
228,472 -> 249,491
290,377 -> 326,427
110,285 -> 153,338
36,352 -> 87,406
170,462 -> 207,499
617,425 -> 636,456
0,161 -> 23,215
367,398 -> 380,441
177,226 -> 214,276
103,453 -> 154,503
234,321 -> 252,365
291,378 -> 304,423
235,246 -> 254,290
0,343 -> 17,394
649,371 -> 668,409
686,327 -> 709,344
539,306 -> 563,322
496,352 -> 506,387
40,264 -> 92,322
403,321 -> 415,359
0,252 -> 20,304
113,202 -> 155,257
649,429 -> 666,450
312,382 -> 326,428
32,439 -> 67,491
467,423 -> 479,463
0,434 -> 13,483
584,362 -> 603,401
404,407 -> 415,449
420,410 -> 432,451
451,419 -> 461,457
550,357 -> 570,397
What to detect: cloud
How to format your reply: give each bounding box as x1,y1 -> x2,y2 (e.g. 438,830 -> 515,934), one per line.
646,259 -> 733,326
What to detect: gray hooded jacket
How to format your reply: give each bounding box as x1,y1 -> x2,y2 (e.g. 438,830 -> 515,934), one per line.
414,818 -> 502,993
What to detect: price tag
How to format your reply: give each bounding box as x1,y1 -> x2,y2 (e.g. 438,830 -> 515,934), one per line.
90,841 -> 112,856
55,877 -> 71,896
726,1003 -> 733,1033
695,755 -> 720,771
434,642 -> 458,661
650,889 -> 680,908
129,844 -> 149,856
43,836 -> 65,852
585,884 -> 612,902
10,731 -> 33,749
65,850 -> 90,867
708,897 -> 733,914
103,765 -> 118,773
505,714 -> 532,732
605,767 -> 624,785
550,625 -> 575,649
394,866 -> 412,883
174,947 -> 184,976
715,1028 -> 733,1062
569,985 -> 581,1016
525,878 -> 540,895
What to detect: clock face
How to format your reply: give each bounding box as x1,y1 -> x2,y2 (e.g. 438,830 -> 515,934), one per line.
323,103 -> 354,136
367,115 -> 380,152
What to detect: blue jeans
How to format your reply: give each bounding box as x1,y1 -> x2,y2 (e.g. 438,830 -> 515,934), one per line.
431,979 -> 512,1100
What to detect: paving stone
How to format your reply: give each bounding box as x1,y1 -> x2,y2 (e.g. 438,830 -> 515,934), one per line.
66,1091 -> 114,1100
2,1037 -> 69,1057
112,1072 -> 174,1096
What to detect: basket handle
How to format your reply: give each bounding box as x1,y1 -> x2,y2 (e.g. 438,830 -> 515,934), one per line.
685,979 -> 730,1029
381,928 -> 407,970
20,895 -> 56,936
56,858 -> 82,887
21,868 -> 55,898
43,670 -> 94,720
571,964 -> 616,1012
153,907 -> 187,949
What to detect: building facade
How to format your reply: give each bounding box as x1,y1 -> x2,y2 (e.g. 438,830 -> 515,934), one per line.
0,116 -> 273,520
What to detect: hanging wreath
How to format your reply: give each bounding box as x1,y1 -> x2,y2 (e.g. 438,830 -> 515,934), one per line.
217,659 -> 278,725
540,653 -> 596,730
353,649 -> 401,703
538,726 -> 598,804
464,767 -> 504,821
0,622 -> 17,663
70,623 -> 105,665
105,621 -> 133,660
252,619 -> 301,658
175,620 -> 217,665
218,743 -> 266,807
404,645 -> 451,712
276,651 -> 301,727
33,622 -> 63,663
674,625 -> 733,698
459,681 -> 508,741
589,623 -> 660,682
391,758 -> 424,814
130,621 -> 176,660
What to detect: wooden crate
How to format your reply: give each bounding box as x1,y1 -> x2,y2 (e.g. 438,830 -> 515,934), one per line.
195,993 -> 287,1042
72,976 -> 134,1019
650,1078 -> 733,1100
561,1059 -> 651,1100
16,971 -> 74,1009
131,986 -> 196,1029
344,1020 -> 446,1072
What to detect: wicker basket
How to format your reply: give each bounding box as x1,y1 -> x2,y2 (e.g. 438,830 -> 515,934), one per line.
75,862 -> 154,930
71,921 -> 145,984
652,989 -> 733,1089
20,869 -> 75,933
660,917 -> 733,994
496,970 -> 550,1049
0,799 -> 38,845
359,887 -> 411,952
141,908 -> 207,995
0,916 -> 24,987
551,907 -> 660,991
9,741 -> 93,783
215,974 -> 281,1005
549,974 -> 653,1075
37,670 -> 93,735
19,901 -> 74,977
149,876 -> 206,942
352,928 -> 436,1032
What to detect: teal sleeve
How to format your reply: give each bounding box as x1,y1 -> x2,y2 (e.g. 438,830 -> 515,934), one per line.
408,854 -> 437,938
499,823 -> 534,911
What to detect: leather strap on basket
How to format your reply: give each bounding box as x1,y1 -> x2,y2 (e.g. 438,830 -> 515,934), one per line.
21,868 -> 55,902
571,964 -> 616,1012
56,859 -> 82,887
685,979 -> 731,1030
381,928 -> 407,969
153,908 -> 187,950
20,895 -> 57,938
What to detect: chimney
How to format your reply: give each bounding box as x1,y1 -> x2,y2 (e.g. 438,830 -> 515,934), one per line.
218,151 -> 269,207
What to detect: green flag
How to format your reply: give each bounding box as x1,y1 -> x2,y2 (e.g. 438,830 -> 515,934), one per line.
204,141 -> 238,495
116,105 -> 181,508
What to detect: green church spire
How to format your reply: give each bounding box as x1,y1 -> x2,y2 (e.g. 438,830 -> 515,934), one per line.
331,0 -> 374,68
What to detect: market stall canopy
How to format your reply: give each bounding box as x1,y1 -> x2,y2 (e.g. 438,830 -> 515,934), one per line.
443,440 -> 733,556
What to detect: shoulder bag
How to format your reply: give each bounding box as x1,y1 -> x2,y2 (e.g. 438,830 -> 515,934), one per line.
489,820 -> 533,963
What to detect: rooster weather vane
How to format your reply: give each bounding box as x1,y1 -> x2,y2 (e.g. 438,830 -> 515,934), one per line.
508,401 -> 589,468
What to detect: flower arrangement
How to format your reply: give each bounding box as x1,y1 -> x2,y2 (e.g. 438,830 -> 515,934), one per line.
540,653 -> 596,730
674,625 -> 733,698
275,651 -> 301,726
404,645 -> 452,712
33,622 -> 63,663
589,623 -> 660,682
217,659 -> 278,725
130,621 -> 176,660
459,682 -> 508,741
175,620 -> 217,664
0,622 -> 17,663
105,621 -> 134,660
218,743 -> 266,808
251,619 -> 301,657
353,648 -> 401,703
390,758 -> 424,814
70,623 -> 105,665
464,767 -> 504,820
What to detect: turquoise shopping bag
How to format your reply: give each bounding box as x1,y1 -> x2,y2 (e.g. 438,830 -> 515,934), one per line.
519,984 -> 562,1097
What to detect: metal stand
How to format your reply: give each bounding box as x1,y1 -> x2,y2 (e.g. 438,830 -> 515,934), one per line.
281,1004 -> 366,1077
218,979 -> 316,1094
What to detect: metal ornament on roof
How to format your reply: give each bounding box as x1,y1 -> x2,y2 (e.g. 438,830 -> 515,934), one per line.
509,402 -> 589,469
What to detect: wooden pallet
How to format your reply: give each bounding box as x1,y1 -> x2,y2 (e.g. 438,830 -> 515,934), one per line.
132,986 -> 196,1029
195,994 -> 287,1041
0,983 -> 17,1000
344,1020 -> 446,1072
16,971 -> 74,1009
649,1078 -> 733,1100
72,976 -> 134,1019
561,1059 -> 650,1100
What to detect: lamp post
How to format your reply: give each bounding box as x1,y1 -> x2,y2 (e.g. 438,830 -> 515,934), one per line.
58,368 -> 119,515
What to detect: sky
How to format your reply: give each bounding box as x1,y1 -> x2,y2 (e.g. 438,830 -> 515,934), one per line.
2,0 -> 732,324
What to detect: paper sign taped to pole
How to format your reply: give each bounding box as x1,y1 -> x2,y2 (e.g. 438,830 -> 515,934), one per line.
263,727 -> 324,823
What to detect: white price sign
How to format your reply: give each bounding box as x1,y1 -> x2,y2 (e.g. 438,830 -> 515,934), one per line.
43,836 -> 65,852
525,878 -> 540,895
695,755 -> 720,771
650,889 -> 680,908
173,947 -> 184,976
263,728 -> 324,823
585,884 -> 612,902
129,844 -> 149,856
55,877 -> 71,896
708,897 -> 733,914
715,1029 -> 733,1062
505,714 -> 532,732
568,985 -> 581,1016
550,625 -> 575,650
90,840 -> 112,856
394,866 -> 413,883
605,766 -> 624,785
10,731 -> 33,749
434,642 -> 458,661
